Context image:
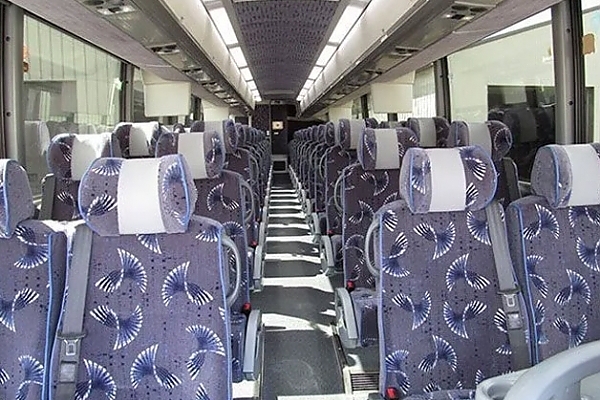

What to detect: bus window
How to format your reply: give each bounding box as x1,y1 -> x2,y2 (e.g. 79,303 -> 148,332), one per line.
448,9 -> 555,180
23,16 -> 121,194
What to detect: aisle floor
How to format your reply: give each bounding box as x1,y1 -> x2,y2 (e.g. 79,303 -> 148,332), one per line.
253,175 -> 344,400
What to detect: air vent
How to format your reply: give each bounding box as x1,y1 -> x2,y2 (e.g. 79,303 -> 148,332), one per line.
350,372 -> 379,392
83,0 -> 135,15
151,44 -> 180,55
390,46 -> 420,58
184,68 -> 213,84
444,2 -> 491,20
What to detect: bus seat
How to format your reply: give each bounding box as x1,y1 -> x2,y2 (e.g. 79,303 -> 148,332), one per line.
112,121 -> 162,158
335,126 -> 418,349
375,146 -> 526,398
407,117 -> 450,148
507,143 -> 600,363
156,130 -> 263,383
0,159 -> 67,400
51,154 -> 238,400
24,120 -> 52,194
40,132 -> 113,220
448,120 -> 520,207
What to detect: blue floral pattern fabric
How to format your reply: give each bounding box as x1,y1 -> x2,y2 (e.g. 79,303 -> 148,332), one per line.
0,160 -> 36,238
0,158 -> 67,400
399,147 -> 497,215
407,117 -> 450,148
78,155 -> 197,237
46,133 -> 113,221
507,143 -> 600,363
50,217 -> 231,400
377,147 -> 513,396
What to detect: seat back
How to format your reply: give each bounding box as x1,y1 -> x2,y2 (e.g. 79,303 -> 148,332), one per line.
407,117 -> 450,148
156,130 -> 250,382
52,155 -> 233,400
42,132 -> 113,220
343,127 -> 418,289
507,144 -> 600,363
448,120 -> 519,207
0,159 -> 67,400
377,146 -> 518,396
323,121 -> 355,235
24,120 -> 52,193
112,122 -> 163,158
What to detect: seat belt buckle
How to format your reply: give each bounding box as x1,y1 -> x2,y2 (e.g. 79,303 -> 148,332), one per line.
58,332 -> 86,358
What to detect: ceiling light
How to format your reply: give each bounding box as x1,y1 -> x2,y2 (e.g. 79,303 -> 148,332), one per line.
248,80 -> 257,90
309,66 -> 323,80
316,45 -> 336,66
297,94 -> 305,101
303,80 -> 314,90
240,67 -> 253,81
209,7 -> 238,46
230,46 -> 247,68
329,5 -> 363,44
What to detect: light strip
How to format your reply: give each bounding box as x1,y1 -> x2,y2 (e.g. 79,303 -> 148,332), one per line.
230,46 -> 247,68
316,44 -> 336,66
303,79 -> 314,90
209,7 -> 238,46
329,5 -> 363,44
240,67 -> 253,81
248,80 -> 257,90
308,66 -> 323,80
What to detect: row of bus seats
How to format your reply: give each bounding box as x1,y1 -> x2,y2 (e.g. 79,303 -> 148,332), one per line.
363,139 -> 600,399
289,117 -> 521,351
0,120 -> 271,400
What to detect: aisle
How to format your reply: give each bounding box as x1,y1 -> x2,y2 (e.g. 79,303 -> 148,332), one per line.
253,174 -> 344,400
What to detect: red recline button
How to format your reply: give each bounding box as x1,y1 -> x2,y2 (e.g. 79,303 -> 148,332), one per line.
346,281 -> 355,293
385,387 -> 400,400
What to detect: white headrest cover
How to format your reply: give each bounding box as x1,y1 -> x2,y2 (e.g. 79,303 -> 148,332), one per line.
466,122 -> 492,155
349,120 -> 363,149
204,121 -> 225,143
375,129 -> 401,169
71,133 -> 111,180
428,148 -> 467,212
418,118 -> 436,147
564,145 -> 600,206
117,158 -> 165,234
129,123 -> 155,157
177,133 -> 207,180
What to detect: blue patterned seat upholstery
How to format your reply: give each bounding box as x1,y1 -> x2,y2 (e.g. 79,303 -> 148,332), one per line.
0,159 -> 67,400
507,143 -> 600,363
449,120 -> 519,207
376,146 -> 521,398
112,122 -> 164,158
407,117 -> 450,148
340,126 -> 419,348
156,130 -> 252,383
42,133 -> 114,221
51,154 -> 234,400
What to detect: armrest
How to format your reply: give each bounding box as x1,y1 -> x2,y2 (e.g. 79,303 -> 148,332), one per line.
504,340 -> 600,400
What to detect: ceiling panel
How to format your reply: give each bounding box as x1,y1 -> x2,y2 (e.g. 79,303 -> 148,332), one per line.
233,0 -> 340,99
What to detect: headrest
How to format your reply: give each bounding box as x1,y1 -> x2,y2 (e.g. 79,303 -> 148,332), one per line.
0,160 -> 35,238
223,120 -> 239,153
531,143 -> 600,208
317,125 -> 326,143
79,155 -> 197,236
155,131 -> 225,180
325,122 -> 336,146
449,121 -> 513,162
339,119 -> 365,150
358,128 -> 419,171
400,146 -> 497,214
113,122 -> 161,157
407,117 -> 450,148
172,123 -> 186,133
365,118 -> 379,129
47,133 -> 113,181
